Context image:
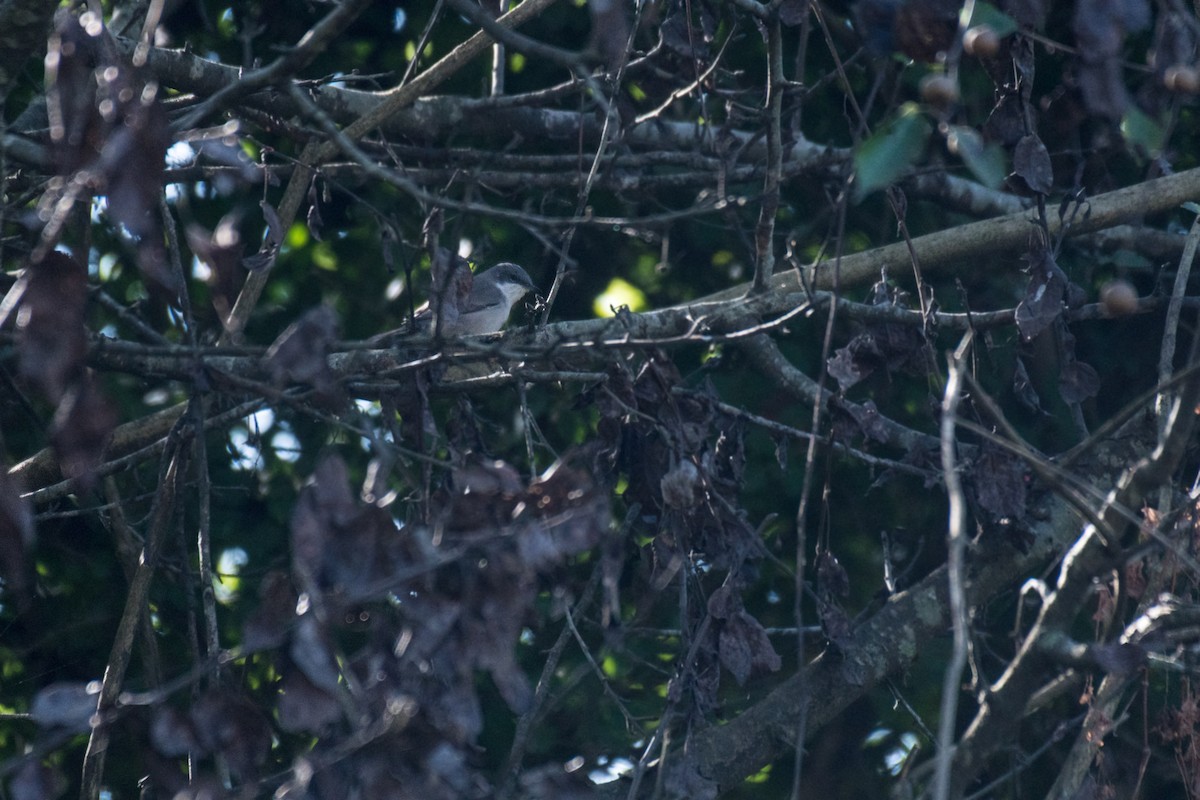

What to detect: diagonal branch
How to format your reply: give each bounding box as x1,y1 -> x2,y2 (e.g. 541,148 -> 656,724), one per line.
944,353 -> 1200,797
80,426 -> 191,799
716,167 -> 1200,298
172,0 -> 376,131
933,333 -> 974,800
675,465 -> 1090,793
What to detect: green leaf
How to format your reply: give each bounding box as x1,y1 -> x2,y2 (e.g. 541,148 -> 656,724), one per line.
1120,106 -> 1165,154
945,126 -> 1007,188
853,104 -> 931,202
1107,249 -> 1153,269
966,2 -> 1018,37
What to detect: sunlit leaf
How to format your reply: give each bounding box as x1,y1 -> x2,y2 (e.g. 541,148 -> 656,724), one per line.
853,104 -> 931,202
593,277 -> 648,317
946,125 -> 1007,188
1121,106 -> 1165,154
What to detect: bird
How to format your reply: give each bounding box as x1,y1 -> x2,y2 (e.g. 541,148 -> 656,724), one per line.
436,262 -> 539,335
374,262 -> 539,342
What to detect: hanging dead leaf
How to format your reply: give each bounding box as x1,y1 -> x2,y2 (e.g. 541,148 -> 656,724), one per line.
149,706 -> 198,757
17,251 -> 88,403
30,681 -> 100,732
817,549 -> 851,599
1015,248 -> 1066,342
265,305 -> 344,406
242,570 -> 297,653
1059,359 -> 1100,404
187,214 -> 245,320
0,470 -> 34,611
1011,135 -> 1053,194
277,666 -> 342,734
974,446 -> 1028,519
188,689 -> 271,782
50,374 -> 117,487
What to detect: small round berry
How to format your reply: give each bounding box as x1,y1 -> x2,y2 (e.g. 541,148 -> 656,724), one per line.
920,74 -> 959,110
1164,65 -> 1200,94
1100,279 -> 1138,316
963,25 -> 1000,58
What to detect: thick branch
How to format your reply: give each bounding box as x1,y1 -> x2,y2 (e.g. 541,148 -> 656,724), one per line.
706,167 -> 1200,299
945,361 -> 1200,797
84,39 -> 840,172
680,473 -> 1088,792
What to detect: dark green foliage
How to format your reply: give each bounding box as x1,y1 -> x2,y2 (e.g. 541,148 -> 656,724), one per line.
3,0 -> 1200,798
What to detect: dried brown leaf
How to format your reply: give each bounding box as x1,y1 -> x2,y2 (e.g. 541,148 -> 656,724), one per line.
277,667 -> 342,734
242,570 -> 296,653
819,598 -> 854,651
827,344 -> 871,392
17,252 -> 88,402
718,611 -> 783,686
149,706 -> 198,757
817,549 -> 851,599
50,375 -> 117,488
1059,359 -> 1100,403
974,446 -> 1028,519
1015,248 -> 1066,342
265,305 -> 344,407
187,215 -> 245,319
30,681 -> 100,732
189,690 -> 271,782
290,453 -> 357,585
290,614 -> 342,694
0,470 -> 34,610
10,760 -> 66,800
1012,135 -> 1053,194
45,10 -> 104,174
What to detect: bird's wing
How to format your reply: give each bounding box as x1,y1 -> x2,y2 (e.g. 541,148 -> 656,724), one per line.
459,295 -> 505,313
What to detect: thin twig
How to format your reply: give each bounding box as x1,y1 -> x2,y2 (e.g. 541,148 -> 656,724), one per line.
173,0 -> 376,131
751,16 -> 784,295
193,411 -> 221,675
932,331 -> 973,800
81,429 -> 190,800
1156,211 -> 1200,437
499,565 -> 604,799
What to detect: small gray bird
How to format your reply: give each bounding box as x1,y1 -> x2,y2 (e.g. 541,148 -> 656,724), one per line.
436,262 -> 538,335
375,262 -> 538,342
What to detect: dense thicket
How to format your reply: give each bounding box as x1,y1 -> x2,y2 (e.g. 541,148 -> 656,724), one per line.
3,1 -> 1200,798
